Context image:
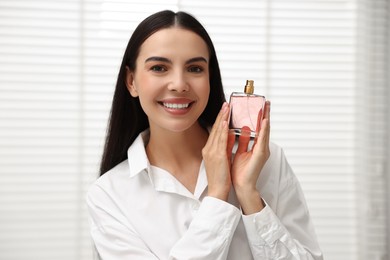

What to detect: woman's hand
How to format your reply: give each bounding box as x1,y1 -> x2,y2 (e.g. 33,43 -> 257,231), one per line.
202,102 -> 234,201
230,101 -> 271,214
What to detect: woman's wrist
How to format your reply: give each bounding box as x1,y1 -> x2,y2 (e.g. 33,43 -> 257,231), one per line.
235,188 -> 264,215
207,186 -> 230,202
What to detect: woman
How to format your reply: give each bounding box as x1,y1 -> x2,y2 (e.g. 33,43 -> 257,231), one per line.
87,10 -> 323,259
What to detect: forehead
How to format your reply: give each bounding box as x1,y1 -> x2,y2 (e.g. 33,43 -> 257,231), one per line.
137,27 -> 209,60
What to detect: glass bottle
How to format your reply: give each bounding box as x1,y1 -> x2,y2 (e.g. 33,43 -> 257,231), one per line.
228,80 -> 265,137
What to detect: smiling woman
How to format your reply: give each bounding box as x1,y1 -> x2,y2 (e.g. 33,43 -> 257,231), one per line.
86,10 -> 323,259
0,1 -> 388,260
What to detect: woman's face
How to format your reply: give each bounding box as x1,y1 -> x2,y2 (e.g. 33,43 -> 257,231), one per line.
126,27 -> 210,134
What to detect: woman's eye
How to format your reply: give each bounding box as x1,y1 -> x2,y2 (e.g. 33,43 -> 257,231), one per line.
150,65 -> 166,72
188,66 -> 203,73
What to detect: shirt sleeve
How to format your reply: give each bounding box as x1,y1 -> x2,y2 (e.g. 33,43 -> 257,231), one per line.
242,200 -> 323,259
87,185 -> 241,260
241,146 -> 324,260
170,196 -> 241,259
87,185 -> 159,260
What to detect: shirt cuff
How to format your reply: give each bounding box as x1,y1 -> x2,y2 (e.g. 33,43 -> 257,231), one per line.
193,196 -> 241,234
242,199 -> 285,246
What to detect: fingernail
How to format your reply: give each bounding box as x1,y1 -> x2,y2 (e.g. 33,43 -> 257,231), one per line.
223,103 -> 229,113
220,103 -> 226,113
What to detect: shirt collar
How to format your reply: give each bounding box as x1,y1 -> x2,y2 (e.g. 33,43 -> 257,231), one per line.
127,129 -> 151,178
126,128 -> 209,199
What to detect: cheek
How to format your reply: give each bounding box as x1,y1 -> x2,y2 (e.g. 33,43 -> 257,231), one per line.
203,87 -> 210,100
199,79 -> 211,100
198,82 -> 211,111
133,72 -> 158,96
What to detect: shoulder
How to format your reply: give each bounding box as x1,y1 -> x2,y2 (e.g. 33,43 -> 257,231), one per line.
269,141 -> 284,159
264,141 -> 289,171
96,159 -> 129,186
86,160 -> 137,229
87,160 -> 130,203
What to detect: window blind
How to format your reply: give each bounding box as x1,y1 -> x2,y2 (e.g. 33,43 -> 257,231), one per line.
0,0 -> 388,259
355,0 -> 389,259
0,1 -> 84,259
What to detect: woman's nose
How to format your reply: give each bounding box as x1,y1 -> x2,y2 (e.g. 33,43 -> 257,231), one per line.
167,72 -> 189,92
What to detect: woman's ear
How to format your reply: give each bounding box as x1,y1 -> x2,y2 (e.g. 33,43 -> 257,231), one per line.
125,67 -> 138,97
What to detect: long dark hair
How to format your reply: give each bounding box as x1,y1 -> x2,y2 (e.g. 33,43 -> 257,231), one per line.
100,10 -> 226,175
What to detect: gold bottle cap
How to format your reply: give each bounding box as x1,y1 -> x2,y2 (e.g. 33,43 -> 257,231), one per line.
244,80 -> 254,94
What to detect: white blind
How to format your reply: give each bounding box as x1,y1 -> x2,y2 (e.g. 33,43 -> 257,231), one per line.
0,0 -> 388,259
356,0 -> 389,259
0,0 -> 84,259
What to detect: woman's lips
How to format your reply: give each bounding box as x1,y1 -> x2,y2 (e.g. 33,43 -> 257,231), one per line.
158,98 -> 195,114
162,102 -> 190,109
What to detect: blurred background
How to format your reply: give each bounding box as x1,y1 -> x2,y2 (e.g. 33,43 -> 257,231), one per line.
0,0 -> 389,259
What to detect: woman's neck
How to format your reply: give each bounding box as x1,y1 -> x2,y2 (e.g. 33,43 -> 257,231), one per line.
146,123 -> 209,167
145,123 -> 209,193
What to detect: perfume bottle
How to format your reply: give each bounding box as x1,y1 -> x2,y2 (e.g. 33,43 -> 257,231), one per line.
228,80 -> 265,137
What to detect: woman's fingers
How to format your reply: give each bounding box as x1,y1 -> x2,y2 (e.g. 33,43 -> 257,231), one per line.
261,101 -> 270,146
203,102 -> 230,158
253,101 -> 271,160
236,126 -> 251,154
254,101 -> 270,148
227,131 -> 236,161
208,102 -> 227,144
202,102 -> 232,201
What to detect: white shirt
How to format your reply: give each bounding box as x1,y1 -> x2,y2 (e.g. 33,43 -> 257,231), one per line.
87,130 -> 323,259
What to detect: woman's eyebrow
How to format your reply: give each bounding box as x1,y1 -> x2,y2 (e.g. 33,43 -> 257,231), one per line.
144,56 -> 208,64
186,57 -> 208,64
145,56 -> 172,63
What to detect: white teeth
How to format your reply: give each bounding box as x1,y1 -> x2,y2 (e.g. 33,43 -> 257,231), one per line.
163,103 -> 190,109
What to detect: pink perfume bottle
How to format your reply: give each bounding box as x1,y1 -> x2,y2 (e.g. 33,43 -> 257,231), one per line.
228,80 -> 265,137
